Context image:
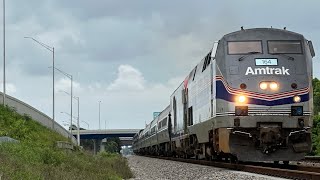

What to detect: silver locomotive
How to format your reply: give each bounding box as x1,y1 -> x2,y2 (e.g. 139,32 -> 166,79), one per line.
133,28 -> 315,163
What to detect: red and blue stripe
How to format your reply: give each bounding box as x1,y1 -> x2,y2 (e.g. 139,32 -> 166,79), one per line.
215,76 -> 309,106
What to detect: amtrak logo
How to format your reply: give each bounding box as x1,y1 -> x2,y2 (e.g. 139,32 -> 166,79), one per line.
245,67 -> 290,75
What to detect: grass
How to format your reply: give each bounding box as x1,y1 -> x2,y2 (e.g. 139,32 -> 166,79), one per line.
0,105 -> 133,179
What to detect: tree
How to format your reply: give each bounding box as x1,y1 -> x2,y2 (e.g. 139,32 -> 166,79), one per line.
105,141 -> 118,153
312,78 -> 320,155
105,137 -> 122,153
313,78 -> 320,115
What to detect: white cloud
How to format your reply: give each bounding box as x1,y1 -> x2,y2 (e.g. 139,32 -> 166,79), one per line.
67,64 -> 184,129
56,78 -> 82,93
94,64 -> 184,128
0,83 -> 17,95
7,84 -> 17,94
107,64 -> 146,91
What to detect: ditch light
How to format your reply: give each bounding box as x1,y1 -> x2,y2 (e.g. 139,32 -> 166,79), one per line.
291,106 -> 303,116
235,106 -> 248,116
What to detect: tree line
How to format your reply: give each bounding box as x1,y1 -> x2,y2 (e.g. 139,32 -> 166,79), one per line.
312,78 -> 320,154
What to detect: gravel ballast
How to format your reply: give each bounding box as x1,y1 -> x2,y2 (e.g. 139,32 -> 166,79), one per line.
127,155 -> 287,180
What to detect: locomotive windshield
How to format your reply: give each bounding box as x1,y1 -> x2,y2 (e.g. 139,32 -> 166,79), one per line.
228,41 -> 262,54
268,40 -> 303,54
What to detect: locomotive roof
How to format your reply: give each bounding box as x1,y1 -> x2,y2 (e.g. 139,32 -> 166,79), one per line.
222,27 -> 304,39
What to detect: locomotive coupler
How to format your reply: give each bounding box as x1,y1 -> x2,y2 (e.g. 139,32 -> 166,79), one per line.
262,144 -> 281,154
259,123 -> 283,154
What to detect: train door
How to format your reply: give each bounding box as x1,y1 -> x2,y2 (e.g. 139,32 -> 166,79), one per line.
168,113 -> 172,152
173,97 -> 177,132
188,106 -> 193,126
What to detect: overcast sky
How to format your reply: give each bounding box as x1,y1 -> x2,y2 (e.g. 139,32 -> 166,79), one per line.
1,0 -> 320,130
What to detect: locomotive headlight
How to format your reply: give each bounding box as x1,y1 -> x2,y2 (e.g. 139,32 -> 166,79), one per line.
293,95 -> 301,103
269,82 -> 279,90
259,82 -> 268,90
237,95 -> 247,103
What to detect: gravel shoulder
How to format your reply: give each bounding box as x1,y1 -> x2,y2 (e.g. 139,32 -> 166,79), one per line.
127,155 -> 287,180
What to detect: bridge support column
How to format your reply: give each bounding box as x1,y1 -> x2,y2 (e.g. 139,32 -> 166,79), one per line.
100,138 -> 107,152
93,139 -> 102,155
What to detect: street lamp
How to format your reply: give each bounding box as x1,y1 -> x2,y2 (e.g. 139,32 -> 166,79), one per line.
24,36 -> 55,129
52,67 -> 73,140
61,111 -> 79,144
74,96 -> 80,146
99,101 -> 101,129
2,0 -> 6,106
60,91 -> 80,146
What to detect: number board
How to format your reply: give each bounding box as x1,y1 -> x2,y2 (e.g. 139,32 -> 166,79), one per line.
255,58 -> 278,66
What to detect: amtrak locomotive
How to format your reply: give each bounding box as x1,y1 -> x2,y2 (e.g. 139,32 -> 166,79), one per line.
132,27 -> 316,163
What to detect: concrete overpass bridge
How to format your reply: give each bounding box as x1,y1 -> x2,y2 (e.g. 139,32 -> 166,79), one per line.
72,129 -> 140,153
73,129 -> 139,139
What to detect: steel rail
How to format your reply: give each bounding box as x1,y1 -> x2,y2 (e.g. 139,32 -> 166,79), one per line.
304,156 -> 320,163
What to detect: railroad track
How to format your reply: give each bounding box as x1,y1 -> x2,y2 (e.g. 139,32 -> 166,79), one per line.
144,155 -> 320,179
304,156 -> 320,163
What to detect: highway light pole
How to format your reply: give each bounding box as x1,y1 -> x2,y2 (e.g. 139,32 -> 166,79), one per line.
60,90 -> 80,146
25,36 -> 55,129
2,0 -> 6,106
53,67 -> 73,138
75,96 -> 80,145
99,101 -> 101,129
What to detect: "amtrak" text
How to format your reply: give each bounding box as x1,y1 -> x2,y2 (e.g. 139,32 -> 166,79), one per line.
245,67 -> 290,75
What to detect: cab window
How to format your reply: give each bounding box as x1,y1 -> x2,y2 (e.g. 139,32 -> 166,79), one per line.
268,40 -> 302,54
228,41 -> 262,54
